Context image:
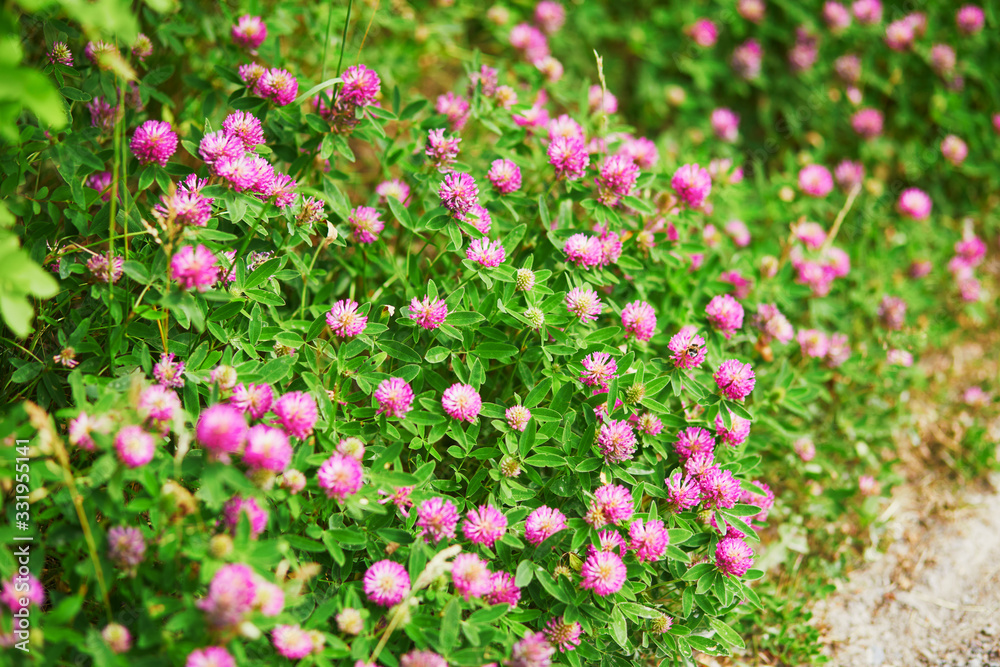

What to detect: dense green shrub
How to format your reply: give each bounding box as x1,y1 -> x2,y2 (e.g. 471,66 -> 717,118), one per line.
1,1 -> 996,666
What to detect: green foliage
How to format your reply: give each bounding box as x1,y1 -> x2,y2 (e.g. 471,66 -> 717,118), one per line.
0,1 -> 997,667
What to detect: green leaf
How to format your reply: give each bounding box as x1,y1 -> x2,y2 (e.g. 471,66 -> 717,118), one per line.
514,559 -> 534,587
726,503 -> 763,517
377,339 -> 422,364
667,529 -> 692,545
322,532 -> 345,566
726,400 -> 754,421
468,604 -> 509,625
687,635 -> 721,653
440,598 -> 461,652
15,69 -> 68,130
586,327 -> 622,343
209,301 -> 244,322
447,223 -> 463,251
610,606 -> 628,648
408,411 -> 445,426
285,535 -> 326,552
709,618 -> 746,649
518,418 -> 536,458
523,453 -> 564,467
535,568 -> 571,603
327,528 -> 368,546
447,311 -> 485,327
60,86 -> 92,102
226,193 -> 248,223
388,195 -> 412,230
399,99 -> 428,119
524,378 -> 552,408
618,602 -> 662,619
293,77 -> 343,105
255,355 -> 295,384
621,195 -> 655,215
120,260 -> 150,285
475,342 -> 518,359
245,257 -> 281,289
47,595 -> 84,624
696,569 -> 718,595
682,563 -> 715,581
11,362 -> 42,384
425,346 -> 451,363
537,194 -> 550,228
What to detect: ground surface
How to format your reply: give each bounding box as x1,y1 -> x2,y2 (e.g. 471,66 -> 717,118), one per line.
815,338 -> 1000,667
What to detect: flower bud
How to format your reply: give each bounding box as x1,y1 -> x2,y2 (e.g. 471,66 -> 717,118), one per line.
524,307 -> 545,330
760,255 -> 779,278
336,607 -> 364,635
308,630 -> 325,654
651,615 -> 674,634
161,480 -> 197,519
625,382 -> 646,405
209,534 -> 234,559
279,469 -> 307,494
666,85 -> 686,106
337,437 -> 366,461
102,623 -> 132,653
248,467 -> 277,491
500,456 -> 521,478
487,5 -> 510,24
211,365 -> 238,391
238,621 -> 262,640
515,267 -> 536,291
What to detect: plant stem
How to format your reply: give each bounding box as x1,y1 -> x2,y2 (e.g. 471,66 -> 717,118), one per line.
336,0 -> 354,79
2,338 -> 43,363
298,238 -> 329,319
107,74 -> 127,302
821,182 -> 863,253
221,225 -> 257,285
36,405 -> 114,621
320,8 -> 336,82
356,0 -> 380,63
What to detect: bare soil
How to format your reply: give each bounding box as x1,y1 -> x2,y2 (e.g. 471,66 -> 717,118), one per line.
814,337 -> 1000,667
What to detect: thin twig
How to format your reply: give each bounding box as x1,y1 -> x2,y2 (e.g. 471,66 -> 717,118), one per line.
822,182 -> 863,253
356,0 -> 380,63
25,403 -> 113,622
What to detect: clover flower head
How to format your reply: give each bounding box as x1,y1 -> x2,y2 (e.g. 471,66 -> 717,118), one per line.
317,453 -> 364,501
131,120 -> 178,166
375,377 -> 415,419
363,560 -> 410,606
451,553 -> 492,600
462,505 -> 508,547
410,295 -> 448,330
442,383 -> 482,422
327,299 -> 368,337
416,497 -> 460,543
232,15 -> 267,49
580,550 -> 627,596
621,300 -> 657,341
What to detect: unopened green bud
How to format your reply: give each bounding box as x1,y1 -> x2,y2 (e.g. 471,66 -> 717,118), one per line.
625,382 -> 646,405
209,534 -> 234,559
500,456 -> 521,478
515,268 -> 536,291
524,307 -> 545,330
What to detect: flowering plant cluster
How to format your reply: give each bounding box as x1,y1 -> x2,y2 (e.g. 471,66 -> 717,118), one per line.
1,1 -> 997,666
